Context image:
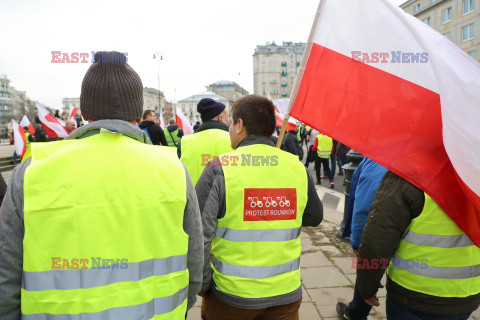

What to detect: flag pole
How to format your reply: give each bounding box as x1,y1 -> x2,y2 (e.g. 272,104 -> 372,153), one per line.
276,115 -> 290,148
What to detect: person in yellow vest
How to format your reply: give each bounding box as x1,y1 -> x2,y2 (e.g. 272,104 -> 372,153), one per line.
312,133 -> 335,188
0,51 -> 204,320
356,172 -> 480,319
165,119 -> 184,147
196,94 -> 323,320
178,98 -> 232,185
22,126 -> 34,148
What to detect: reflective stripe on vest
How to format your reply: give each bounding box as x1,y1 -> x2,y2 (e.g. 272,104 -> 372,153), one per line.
180,128 -> 232,185
213,144 -> 308,299
22,132 -> 189,318
387,194 -> 480,298
391,256 -> 480,279
316,134 -> 332,158
216,227 -> 301,242
23,255 -> 187,291
164,128 -> 180,146
22,286 -> 188,320
212,256 -> 300,279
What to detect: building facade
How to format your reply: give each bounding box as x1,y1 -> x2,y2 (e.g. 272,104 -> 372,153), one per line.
0,75 -> 14,130
177,91 -> 232,124
401,0 -> 479,60
207,80 -> 248,102
10,87 -> 35,121
62,98 -> 80,115
143,87 -> 166,117
253,41 -> 306,99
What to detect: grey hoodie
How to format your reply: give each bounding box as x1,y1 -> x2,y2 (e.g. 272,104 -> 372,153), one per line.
0,120 -> 203,319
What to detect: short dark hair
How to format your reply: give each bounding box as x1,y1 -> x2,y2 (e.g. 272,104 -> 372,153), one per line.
231,95 -> 276,137
142,109 -> 154,120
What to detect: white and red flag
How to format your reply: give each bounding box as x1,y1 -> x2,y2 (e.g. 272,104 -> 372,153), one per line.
288,0 -> 480,245
35,102 -> 68,139
159,112 -> 165,130
12,120 -> 27,157
69,106 -> 78,119
273,100 -> 298,131
175,107 -> 194,135
19,115 -> 35,135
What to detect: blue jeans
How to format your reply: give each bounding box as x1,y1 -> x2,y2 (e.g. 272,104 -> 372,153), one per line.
337,154 -> 348,172
324,155 -> 336,176
348,282 -> 372,320
386,295 -> 471,320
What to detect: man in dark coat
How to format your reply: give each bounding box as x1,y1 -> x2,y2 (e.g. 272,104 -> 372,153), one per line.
138,109 -> 168,146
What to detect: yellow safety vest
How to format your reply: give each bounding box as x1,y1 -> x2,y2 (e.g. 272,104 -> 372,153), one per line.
387,194 -> 480,297
180,128 -> 232,186
22,131 -> 189,319
25,132 -> 31,149
212,144 -> 308,298
316,134 -> 333,159
165,127 -> 181,146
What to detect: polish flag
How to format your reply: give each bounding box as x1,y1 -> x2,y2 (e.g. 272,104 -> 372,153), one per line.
69,106 -> 78,119
12,120 -> 27,157
175,107 -> 194,135
19,115 -> 35,135
287,0 -> 480,245
35,102 -> 68,139
159,112 -> 165,129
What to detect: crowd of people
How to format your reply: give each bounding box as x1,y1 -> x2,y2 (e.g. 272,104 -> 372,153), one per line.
0,51 -> 478,320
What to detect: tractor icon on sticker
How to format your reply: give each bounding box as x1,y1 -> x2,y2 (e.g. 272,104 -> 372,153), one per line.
277,196 -> 291,207
263,197 -> 278,208
248,197 -> 264,208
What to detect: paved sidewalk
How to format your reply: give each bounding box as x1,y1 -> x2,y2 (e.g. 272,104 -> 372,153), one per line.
188,185 -> 480,319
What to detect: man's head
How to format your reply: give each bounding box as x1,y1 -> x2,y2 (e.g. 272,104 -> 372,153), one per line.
229,95 -> 276,149
143,109 -> 156,122
197,98 -> 228,125
80,51 -> 143,124
169,119 -> 176,125
65,119 -> 76,133
34,123 -> 43,132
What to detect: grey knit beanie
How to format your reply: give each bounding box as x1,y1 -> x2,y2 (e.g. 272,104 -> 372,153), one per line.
80,51 -> 143,121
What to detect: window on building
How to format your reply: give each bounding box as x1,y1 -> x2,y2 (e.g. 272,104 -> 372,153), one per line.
262,87 -> 266,94
262,77 -> 266,84
463,0 -> 475,13
423,17 -> 432,25
462,24 -> 474,41
262,57 -> 266,62
442,7 -> 452,23
414,3 -> 421,12
469,50 -> 477,60
444,32 -> 452,40
430,0 -> 436,3
262,67 -> 265,72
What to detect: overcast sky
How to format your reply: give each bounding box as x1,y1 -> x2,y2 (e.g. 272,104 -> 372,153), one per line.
0,0 -> 405,110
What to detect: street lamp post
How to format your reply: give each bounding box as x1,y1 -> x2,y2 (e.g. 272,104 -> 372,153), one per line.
153,52 -> 163,118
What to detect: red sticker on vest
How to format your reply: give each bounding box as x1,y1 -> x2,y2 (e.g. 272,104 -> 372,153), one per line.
244,188 -> 297,221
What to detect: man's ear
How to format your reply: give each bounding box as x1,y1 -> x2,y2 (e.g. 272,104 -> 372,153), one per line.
135,118 -> 141,124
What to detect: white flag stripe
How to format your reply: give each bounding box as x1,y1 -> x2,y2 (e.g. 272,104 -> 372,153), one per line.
12,121 -> 25,156
311,0 -> 440,93
20,115 -> 31,128
176,107 -> 194,135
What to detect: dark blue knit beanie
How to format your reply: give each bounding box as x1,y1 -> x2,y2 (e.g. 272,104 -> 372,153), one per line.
197,98 -> 226,122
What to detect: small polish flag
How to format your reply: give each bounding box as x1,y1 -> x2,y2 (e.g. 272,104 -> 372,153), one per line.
12,120 -> 27,157
176,107 -> 194,135
19,115 -> 35,135
35,102 -> 68,139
